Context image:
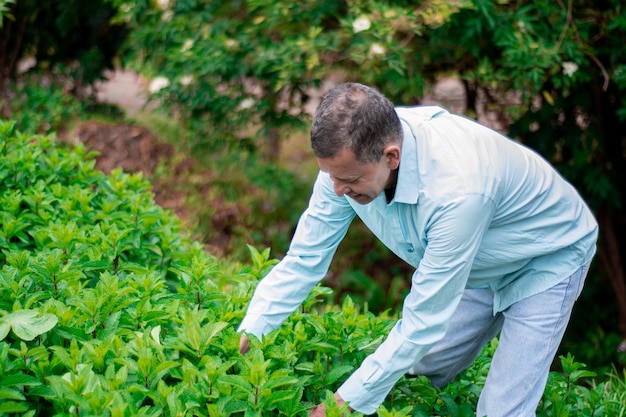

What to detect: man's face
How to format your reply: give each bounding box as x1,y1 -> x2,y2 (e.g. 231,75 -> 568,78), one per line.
317,146 -> 400,205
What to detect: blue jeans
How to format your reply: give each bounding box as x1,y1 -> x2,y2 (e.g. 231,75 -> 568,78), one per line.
409,265 -> 589,417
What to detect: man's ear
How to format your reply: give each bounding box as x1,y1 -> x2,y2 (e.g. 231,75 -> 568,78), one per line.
383,144 -> 401,169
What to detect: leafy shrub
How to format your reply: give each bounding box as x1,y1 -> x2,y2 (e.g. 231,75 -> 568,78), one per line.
0,71 -> 88,135
0,119 -> 623,416
0,118 -> 381,415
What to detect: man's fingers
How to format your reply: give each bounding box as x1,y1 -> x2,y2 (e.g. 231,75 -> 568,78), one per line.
308,404 -> 326,416
239,334 -> 250,354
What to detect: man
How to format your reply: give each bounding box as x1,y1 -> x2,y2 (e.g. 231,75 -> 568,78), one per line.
238,83 -> 598,416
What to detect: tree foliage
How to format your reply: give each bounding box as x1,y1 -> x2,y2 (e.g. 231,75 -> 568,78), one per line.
0,0 -> 127,87
119,0 -> 463,157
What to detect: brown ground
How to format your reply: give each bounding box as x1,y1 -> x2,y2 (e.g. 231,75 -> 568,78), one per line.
73,121 -> 187,216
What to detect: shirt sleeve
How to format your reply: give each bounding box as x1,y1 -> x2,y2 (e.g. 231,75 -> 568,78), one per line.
337,192 -> 496,414
238,172 -> 356,338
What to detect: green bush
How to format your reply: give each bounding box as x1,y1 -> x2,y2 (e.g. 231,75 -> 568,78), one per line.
0,71 -> 87,135
0,119 -> 623,415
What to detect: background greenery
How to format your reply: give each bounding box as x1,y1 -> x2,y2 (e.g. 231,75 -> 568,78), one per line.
1,0 -> 625,413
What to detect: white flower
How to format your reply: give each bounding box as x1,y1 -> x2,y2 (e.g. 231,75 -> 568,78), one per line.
161,9 -> 173,21
156,0 -> 170,10
353,16 -> 371,33
149,76 -> 170,93
181,39 -> 194,52
225,38 -> 239,50
562,62 -> 578,77
179,75 -> 193,86
239,97 -> 255,110
369,43 -> 386,56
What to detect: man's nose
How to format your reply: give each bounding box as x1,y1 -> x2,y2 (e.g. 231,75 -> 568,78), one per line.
332,179 -> 349,197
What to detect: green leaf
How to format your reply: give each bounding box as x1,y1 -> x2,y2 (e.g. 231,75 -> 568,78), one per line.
263,375 -> 299,391
219,374 -> 254,394
266,389 -> 298,406
0,401 -> 29,413
224,399 -> 248,414
0,309 -> 58,341
0,374 -> 42,387
53,325 -> 90,342
325,365 -> 354,385
0,322 -> 9,341
150,361 -> 181,384
569,369 -> 596,381
0,387 -> 26,401
0,120 -> 16,138
295,362 -> 314,373
23,384 -> 54,400
79,259 -> 111,271
439,392 -> 459,417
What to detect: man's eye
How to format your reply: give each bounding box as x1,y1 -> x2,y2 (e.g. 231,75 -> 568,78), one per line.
332,176 -> 358,184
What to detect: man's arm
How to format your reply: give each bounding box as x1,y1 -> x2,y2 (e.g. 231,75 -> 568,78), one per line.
238,172 -> 356,339
336,193 -> 496,414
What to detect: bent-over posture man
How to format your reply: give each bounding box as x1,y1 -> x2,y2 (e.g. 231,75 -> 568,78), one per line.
238,83 -> 598,416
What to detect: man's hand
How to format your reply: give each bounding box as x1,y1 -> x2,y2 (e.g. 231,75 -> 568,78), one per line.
309,403 -> 327,417
239,334 -> 250,354
309,392 -> 349,416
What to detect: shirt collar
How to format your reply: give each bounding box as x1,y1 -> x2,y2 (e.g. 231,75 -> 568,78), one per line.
391,120 -> 419,205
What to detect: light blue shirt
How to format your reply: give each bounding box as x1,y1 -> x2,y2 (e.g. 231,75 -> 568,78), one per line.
238,106 -> 598,414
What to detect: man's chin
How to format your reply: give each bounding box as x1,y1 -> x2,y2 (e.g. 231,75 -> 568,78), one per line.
349,194 -> 373,205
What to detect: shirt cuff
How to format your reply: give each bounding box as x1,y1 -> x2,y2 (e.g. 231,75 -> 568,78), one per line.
337,379 -> 378,415
336,316 -> 442,414
237,313 -> 273,339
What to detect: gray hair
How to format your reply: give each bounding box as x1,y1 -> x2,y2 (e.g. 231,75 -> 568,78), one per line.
311,83 -> 402,163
